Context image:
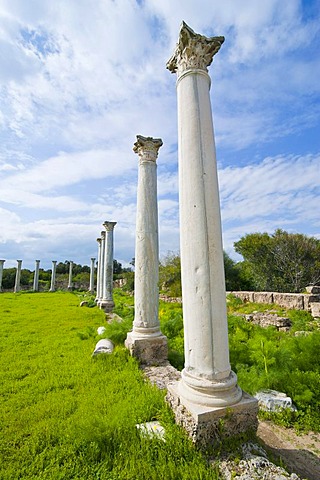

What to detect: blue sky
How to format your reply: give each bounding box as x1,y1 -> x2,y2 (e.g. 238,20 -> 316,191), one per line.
0,0 -> 319,270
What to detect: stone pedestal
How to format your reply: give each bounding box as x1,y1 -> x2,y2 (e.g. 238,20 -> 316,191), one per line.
166,22 -> 257,439
125,135 -> 167,365
0,259 -> 5,292
33,260 -> 40,292
89,257 -> 95,294
166,384 -> 258,448
49,261 -> 57,292
14,260 -> 22,293
67,261 -> 73,290
100,221 -> 117,313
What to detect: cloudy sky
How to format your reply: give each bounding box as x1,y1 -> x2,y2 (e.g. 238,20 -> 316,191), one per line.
0,0 -> 319,270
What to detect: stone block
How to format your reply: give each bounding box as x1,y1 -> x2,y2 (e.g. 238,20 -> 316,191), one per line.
304,294 -> 320,311
97,326 -> 106,335
231,291 -> 255,303
253,292 -> 273,304
92,339 -> 114,356
273,293 -> 304,310
166,383 -> 258,449
125,333 -> 168,366
255,390 -> 295,411
305,285 -> 320,294
310,302 -> 320,318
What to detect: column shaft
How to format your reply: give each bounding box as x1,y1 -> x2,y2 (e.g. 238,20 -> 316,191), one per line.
100,222 -> 116,312
95,239 -> 102,302
89,257 -> 95,294
50,261 -> 57,292
33,260 -> 40,292
14,260 -> 22,293
98,232 -> 106,304
67,261 -> 73,290
0,260 -> 5,292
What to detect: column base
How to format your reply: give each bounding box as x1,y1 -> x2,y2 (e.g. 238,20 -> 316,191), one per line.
125,331 -> 168,366
99,300 -> 115,313
166,381 -> 258,448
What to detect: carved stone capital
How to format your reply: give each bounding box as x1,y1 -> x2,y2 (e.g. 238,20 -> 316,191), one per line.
101,231 -> 106,239
167,21 -> 224,77
103,221 -> 117,232
133,135 -> 163,163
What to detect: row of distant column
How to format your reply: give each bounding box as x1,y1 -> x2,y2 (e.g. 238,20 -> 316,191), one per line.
0,259 -> 96,293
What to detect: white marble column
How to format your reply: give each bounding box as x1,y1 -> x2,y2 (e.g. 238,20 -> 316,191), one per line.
89,257 -> 95,294
95,238 -> 102,302
33,260 -> 40,292
0,259 -> 5,292
167,22 -> 241,407
165,23 -> 257,445
125,135 -> 167,364
14,260 -> 22,293
97,231 -> 106,304
100,221 -> 117,312
67,261 -> 73,290
50,261 -> 57,292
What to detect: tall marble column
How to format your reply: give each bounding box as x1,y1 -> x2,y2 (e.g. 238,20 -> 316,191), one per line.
166,22 -> 257,443
125,135 -> 167,365
89,257 -> 95,294
33,260 -> 40,292
0,259 -> 5,292
14,260 -> 22,293
97,231 -> 106,305
50,261 -> 57,292
67,261 -> 73,290
95,238 -> 102,302
100,221 -> 117,312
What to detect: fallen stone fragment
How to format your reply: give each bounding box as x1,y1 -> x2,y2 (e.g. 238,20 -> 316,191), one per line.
97,326 -> 106,335
92,339 -> 114,356
255,390 -> 295,412
136,421 -> 165,441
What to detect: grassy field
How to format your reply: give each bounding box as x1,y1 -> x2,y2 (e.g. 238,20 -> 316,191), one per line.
0,291 -> 218,480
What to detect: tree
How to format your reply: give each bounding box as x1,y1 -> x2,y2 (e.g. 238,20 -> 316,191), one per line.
234,229 -> 320,293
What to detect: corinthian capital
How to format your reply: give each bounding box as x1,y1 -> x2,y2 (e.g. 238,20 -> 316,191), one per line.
103,221 -> 117,231
167,21 -> 224,77
133,135 -> 163,163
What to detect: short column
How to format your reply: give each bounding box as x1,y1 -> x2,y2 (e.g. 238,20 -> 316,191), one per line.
89,257 -> 95,294
14,260 -> 22,293
95,238 -> 102,302
50,261 -> 57,292
67,261 -> 73,290
100,221 -> 117,313
0,259 -> 5,292
33,260 -> 40,292
166,22 -> 257,446
125,135 -> 167,365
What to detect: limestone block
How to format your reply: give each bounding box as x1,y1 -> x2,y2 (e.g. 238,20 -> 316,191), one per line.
253,292 -> 273,304
92,339 -> 114,356
310,302 -> 320,318
136,421 -> 165,441
231,291 -> 255,303
255,390 -> 295,412
125,333 -> 168,366
304,294 -> 320,311
305,285 -> 320,294
273,293 -> 304,310
166,383 -> 258,448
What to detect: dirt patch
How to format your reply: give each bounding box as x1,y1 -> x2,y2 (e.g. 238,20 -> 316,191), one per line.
257,420 -> 320,480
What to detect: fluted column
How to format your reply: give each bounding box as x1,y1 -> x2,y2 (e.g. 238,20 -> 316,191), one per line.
165,23 -> 257,444
125,135 -> 167,364
97,232 -> 106,304
89,257 -> 95,294
50,261 -> 57,292
67,261 -> 73,290
0,260 -> 5,292
95,238 -> 102,302
100,221 -> 117,312
33,260 -> 40,292
167,22 -> 241,406
14,260 -> 22,293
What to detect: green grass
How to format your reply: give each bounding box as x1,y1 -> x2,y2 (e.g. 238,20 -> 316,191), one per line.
0,292 -> 218,480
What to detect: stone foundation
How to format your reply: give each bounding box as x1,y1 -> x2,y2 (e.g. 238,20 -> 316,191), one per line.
125,333 -> 168,366
166,382 -> 258,448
